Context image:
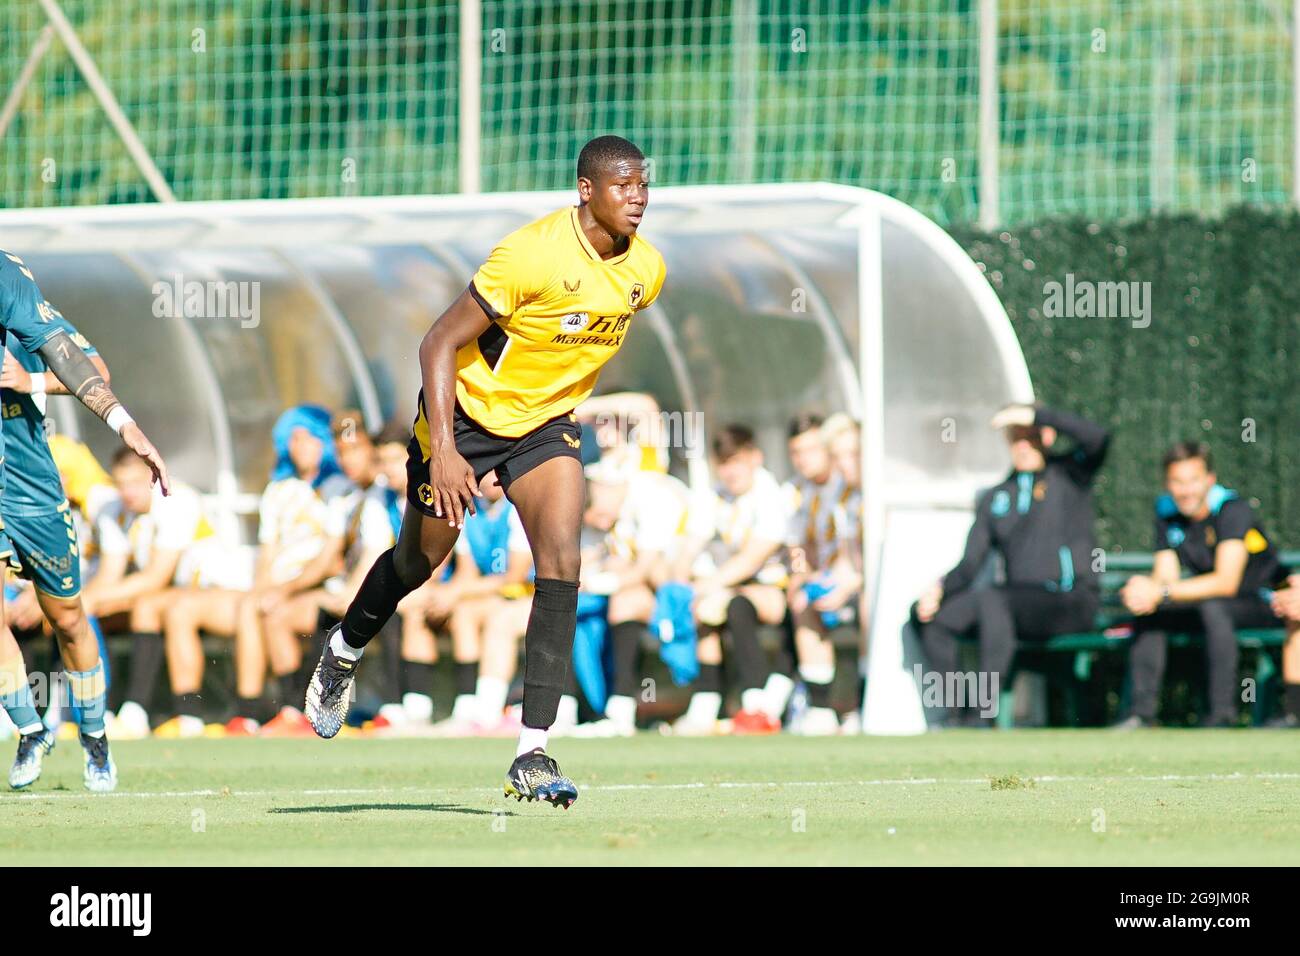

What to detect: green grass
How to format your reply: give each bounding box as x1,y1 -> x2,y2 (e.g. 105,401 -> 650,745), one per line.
4,731 -> 1299,865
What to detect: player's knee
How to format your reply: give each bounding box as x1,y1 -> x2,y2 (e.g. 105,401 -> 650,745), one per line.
45,599 -> 86,638
533,548 -> 580,583
1197,598 -> 1233,627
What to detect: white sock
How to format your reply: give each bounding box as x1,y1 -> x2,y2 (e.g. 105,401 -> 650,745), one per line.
740,687 -> 766,713
685,691 -> 722,722
450,693 -> 477,722
401,692 -> 433,723
330,628 -> 362,662
475,676 -> 509,723
761,672 -> 796,720
555,694 -> 579,728
604,694 -> 637,730
516,725 -> 548,756
799,663 -> 835,685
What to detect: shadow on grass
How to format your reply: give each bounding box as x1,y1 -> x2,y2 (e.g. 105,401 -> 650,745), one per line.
270,803 -> 512,817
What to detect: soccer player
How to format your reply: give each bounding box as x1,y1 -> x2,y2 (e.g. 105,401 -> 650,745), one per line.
1117,442 -> 1288,728
578,459 -> 690,736
0,250 -> 169,790
915,404 -> 1108,727
669,424 -> 790,735
303,135 -> 666,807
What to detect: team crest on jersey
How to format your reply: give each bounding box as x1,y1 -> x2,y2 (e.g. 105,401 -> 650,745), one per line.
628,283 -> 645,309
560,312 -> 590,333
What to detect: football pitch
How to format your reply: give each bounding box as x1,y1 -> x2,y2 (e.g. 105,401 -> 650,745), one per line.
4,731 -> 1298,866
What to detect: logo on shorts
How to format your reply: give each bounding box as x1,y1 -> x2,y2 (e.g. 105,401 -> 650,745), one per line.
628,283 -> 645,309
563,433 -> 581,449
560,312 -> 590,333
417,483 -> 435,507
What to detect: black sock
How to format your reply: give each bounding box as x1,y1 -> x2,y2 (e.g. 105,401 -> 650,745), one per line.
1285,683 -> 1300,719
403,660 -> 437,697
521,578 -> 578,729
341,549 -> 422,650
454,661 -> 479,697
807,680 -> 833,710
126,632 -> 165,710
772,616 -> 797,678
696,663 -> 722,694
174,692 -> 203,719
610,621 -> 645,697
280,667 -> 310,711
236,695 -> 273,724
725,596 -> 766,691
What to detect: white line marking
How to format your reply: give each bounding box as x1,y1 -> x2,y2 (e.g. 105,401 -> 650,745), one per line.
5,771 -> 1299,801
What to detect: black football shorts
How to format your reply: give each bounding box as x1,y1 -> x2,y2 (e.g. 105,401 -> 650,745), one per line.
406,401 -> 582,516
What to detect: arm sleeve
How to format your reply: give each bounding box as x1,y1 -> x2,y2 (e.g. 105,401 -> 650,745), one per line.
1036,406 -> 1110,482
1153,514 -> 1170,551
1215,500 -> 1253,542
0,258 -> 62,354
468,232 -> 549,320
941,491 -> 996,595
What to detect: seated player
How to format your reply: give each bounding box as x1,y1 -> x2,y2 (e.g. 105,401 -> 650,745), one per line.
1117,442 -> 1288,728
576,459 -> 690,736
669,424 -> 789,736
1268,579 -> 1300,728
825,415 -> 868,732
576,390 -> 670,476
161,405 -> 347,736
81,449 -> 224,739
0,249 -> 170,792
413,470 -> 532,736
785,414 -> 864,735
303,136 -> 665,807
258,414 -> 396,735
916,404 -> 1108,728
779,413 -> 846,734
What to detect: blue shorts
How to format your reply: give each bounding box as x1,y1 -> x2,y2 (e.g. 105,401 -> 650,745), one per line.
0,502 -> 82,599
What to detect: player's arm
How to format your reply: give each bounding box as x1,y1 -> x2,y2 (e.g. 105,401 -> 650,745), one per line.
83,548 -> 183,617
1,347 -> 110,394
36,330 -> 169,494
259,536 -> 342,607
1166,540 -> 1247,602
700,538 -> 781,591
418,289 -> 489,526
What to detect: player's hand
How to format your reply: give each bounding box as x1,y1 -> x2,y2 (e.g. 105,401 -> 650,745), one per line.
10,587 -> 43,632
813,586 -> 851,612
256,585 -> 290,613
916,582 -> 943,623
787,585 -> 809,615
0,349 -> 33,393
1121,575 -> 1162,616
990,404 -> 1035,430
428,445 -> 479,528
1271,575 -> 1300,621
119,421 -> 171,496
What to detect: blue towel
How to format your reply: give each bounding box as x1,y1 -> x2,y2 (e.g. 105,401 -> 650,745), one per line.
651,582 -> 699,686
572,593 -> 611,712
802,575 -> 844,630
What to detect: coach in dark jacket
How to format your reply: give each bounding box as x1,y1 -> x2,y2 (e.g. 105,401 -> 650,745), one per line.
915,404 -> 1109,725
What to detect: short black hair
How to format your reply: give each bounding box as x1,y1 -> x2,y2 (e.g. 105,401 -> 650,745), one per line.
577,135 -> 645,182
1163,440 -> 1213,472
787,413 -> 824,440
713,424 -> 757,461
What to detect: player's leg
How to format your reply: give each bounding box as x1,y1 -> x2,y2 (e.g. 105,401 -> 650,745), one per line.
397,586 -> 439,726
1197,598 -> 1243,727
791,605 -> 839,735
918,589 -> 980,726
34,588 -> 116,790
439,596 -> 492,728
729,584 -> 785,733
600,584 -> 654,735
258,590 -> 325,734
478,595 -> 532,731
305,505 -> 456,738
497,455 -> 583,806
2,587 -> 54,789
160,588 -> 241,736
115,588 -> 179,736
677,625 -> 725,734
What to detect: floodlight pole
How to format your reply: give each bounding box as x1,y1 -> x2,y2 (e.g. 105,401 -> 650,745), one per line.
459,0 -> 482,194
0,25 -> 55,142
36,0 -> 177,202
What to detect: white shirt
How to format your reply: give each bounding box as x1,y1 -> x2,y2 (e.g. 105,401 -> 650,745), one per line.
605,471 -> 690,561
96,481 -> 211,584
257,475 -> 349,585
687,467 -> 789,583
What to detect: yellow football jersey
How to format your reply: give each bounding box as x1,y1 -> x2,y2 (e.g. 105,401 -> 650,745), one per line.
452,205 -> 666,438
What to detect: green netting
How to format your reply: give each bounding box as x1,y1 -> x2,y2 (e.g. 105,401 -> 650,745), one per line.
0,0 -> 1293,224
